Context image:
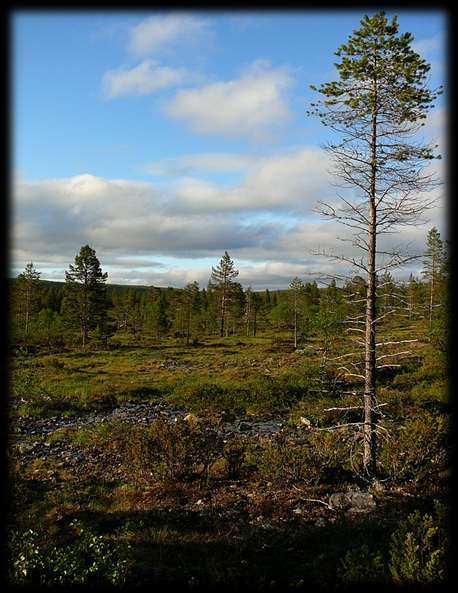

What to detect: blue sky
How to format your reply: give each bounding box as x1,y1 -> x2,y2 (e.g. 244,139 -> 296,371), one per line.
12,10 -> 447,288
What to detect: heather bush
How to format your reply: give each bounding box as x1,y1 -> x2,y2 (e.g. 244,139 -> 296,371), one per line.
124,417 -> 223,484
379,411 -> 448,483
255,429 -> 348,486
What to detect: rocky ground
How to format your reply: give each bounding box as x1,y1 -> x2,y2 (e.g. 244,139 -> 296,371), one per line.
9,401 -> 386,517
8,402 -> 289,489
9,400 -> 435,589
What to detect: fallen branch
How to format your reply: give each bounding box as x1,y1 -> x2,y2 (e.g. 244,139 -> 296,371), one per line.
292,487 -> 336,511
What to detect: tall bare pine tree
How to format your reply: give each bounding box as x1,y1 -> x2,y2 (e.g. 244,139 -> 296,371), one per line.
308,12 -> 441,476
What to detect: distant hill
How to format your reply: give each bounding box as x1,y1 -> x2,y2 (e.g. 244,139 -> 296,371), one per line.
9,277 -> 292,296
9,277 -> 154,292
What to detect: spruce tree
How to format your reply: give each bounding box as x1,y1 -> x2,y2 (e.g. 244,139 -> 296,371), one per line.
209,251 -> 239,337
62,245 -> 108,349
14,262 -> 41,341
422,227 -> 445,326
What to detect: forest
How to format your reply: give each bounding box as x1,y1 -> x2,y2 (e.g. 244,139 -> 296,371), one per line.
8,11 -> 450,592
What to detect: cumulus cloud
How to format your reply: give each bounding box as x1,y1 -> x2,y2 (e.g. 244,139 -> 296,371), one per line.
128,12 -> 210,57
143,147 -> 333,214
164,61 -> 292,138
102,60 -> 189,98
167,147 -> 333,213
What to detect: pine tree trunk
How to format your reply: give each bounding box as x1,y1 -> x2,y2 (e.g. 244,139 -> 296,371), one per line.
363,72 -> 378,477
364,207 -> 377,476
24,284 -> 31,337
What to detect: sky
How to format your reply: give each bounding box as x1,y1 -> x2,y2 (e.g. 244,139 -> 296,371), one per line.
12,9 -> 447,289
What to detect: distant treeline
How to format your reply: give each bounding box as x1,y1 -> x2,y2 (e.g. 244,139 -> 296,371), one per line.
9,229 -> 448,351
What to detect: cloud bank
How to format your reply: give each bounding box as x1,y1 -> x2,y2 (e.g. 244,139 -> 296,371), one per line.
12,143 -> 444,289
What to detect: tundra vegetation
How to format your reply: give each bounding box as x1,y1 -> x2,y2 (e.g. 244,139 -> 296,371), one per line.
8,12 -> 448,592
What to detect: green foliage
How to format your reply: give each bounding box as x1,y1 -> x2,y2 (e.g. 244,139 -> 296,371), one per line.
62,245 -> 109,348
255,430 -> 348,486
209,251 -> 240,337
338,544 -> 386,583
338,502 -> 448,584
310,12 -> 440,122
169,374 -> 313,415
9,521 -> 131,586
389,502 -> 448,583
380,411 -> 448,483
12,262 -> 42,341
124,417 -> 223,484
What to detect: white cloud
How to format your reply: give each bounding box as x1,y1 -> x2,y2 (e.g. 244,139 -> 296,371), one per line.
421,106 -> 447,155
412,32 -> 443,57
102,60 -> 188,98
12,173 -> 282,278
128,12 -> 210,57
165,61 -> 292,138
169,147 -> 333,213
145,153 -> 259,176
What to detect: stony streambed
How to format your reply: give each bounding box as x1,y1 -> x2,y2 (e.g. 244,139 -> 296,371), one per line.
11,401 -> 285,438
9,401 -> 287,470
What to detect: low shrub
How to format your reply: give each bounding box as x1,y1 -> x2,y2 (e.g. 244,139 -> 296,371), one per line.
338,544 -> 386,583
169,374 -> 314,416
8,521 -> 131,586
169,382 -> 247,414
124,417 -> 224,485
254,429 -> 348,486
379,411 -> 448,483
43,356 -> 65,369
222,437 -> 247,479
338,501 -> 448,585
389,501 -> 448,584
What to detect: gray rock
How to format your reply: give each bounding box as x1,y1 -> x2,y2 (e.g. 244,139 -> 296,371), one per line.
347,491 -> 376,511
329,491 -> 376,512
